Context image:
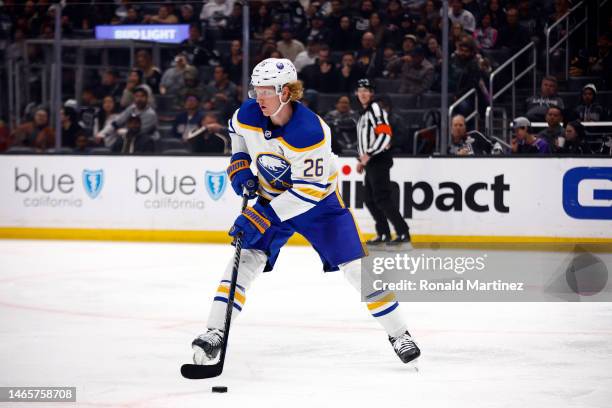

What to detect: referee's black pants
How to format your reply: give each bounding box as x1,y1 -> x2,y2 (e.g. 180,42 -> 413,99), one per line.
363,158 -> 410,238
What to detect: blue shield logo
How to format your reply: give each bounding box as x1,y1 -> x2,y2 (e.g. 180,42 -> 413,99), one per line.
83,169 -> 104,199
563,167 -> 612,220
205,170 -> 227,201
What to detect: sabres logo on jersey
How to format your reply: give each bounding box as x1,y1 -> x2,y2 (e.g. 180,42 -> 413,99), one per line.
256,153 -> 292,191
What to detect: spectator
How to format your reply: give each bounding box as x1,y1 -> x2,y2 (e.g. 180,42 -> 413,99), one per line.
368,12 -> 390,48
387,45 -> 434,95
517,0 -> 539,38
223,39 -> 244,85
473,13 -> 498,50
354,0 -> 375,33
180,24 -> 220,67
200,0 -> 234,30
0,120 -> 9,152
385,0 -> 405,30
355,31 -> 384,78
252,4 -> 274,37
487,0 -> 505,29
574,84 -> 607,122
178,5 -> 198,25
160,53 -> 197,97
511,116 -> 550,154
224,3 -> 244,40
558,121 -> 592,155
537,106 -> 565,150
273,0 -> 307,38
122,6 -> 141,24
444,0 -> 476,33
425,35 -> 443,68
60,106 -> 85,148
93,95 -> 120,148
172,94 -> 205,141
305,12 -> 330,45
96,69 -> 122,103
497,7 -> 530,54
178,70 -> 207,107
135,49 -> 162,94
463,0 -> 482,23
143,4 -> 178,24
98,86 -> 159,143
187,112 -> 229,154
326,0 -> 346,29
276,26 -> 305,62
204,65 -> 239,120
400,34 -> 418,57
338,52 -> 365,93
112,115 -> 155,154
300,45 -> 339,92
329,15 -> 358,51
323,95 -> 359,153
525,76 -> 565,122
120,69 -> 155,109
447,115 -> 475,155
10,108 -> 54,151
294,36 -> 321,73
449,39 -> 482,98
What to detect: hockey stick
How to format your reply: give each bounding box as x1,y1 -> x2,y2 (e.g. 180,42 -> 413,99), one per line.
181,183 -> 253,379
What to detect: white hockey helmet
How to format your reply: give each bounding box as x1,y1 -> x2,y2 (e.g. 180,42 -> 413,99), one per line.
250,58 -> 298,95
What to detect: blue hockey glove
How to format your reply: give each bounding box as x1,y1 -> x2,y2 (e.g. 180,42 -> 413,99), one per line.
229,203 -> 279,246
227,153 -> 258,199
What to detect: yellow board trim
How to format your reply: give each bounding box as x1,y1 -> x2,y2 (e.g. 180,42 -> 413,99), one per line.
367,293 -> 397,310
0,228 -> 610,252
217,285 -> 246,305
277,137 -> 325,152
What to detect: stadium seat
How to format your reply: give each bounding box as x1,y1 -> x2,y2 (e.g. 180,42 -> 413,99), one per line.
568,76 -> 602,92
316,93 -> 345,115
388,93 -> 418,109
47,147 -> 74,154
375,78 -> 402,94
162,148 -> 191,155
88,147 -> 112,155
157,137 -> 186,153
4,146 -> 36,154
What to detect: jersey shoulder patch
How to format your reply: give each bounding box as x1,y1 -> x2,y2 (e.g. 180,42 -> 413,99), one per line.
279,104 -> 326,152
236,99 -> 265,131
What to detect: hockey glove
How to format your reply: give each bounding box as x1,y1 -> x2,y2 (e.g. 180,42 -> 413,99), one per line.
229,202 -> 279,246
227,153 -> 258,199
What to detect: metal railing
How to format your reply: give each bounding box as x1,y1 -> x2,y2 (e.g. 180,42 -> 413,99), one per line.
545,0 -> 588,80
448,88 -> 478,149
485,106 -> 508,144
413,126 -> 438,156
487,41 -> 536,137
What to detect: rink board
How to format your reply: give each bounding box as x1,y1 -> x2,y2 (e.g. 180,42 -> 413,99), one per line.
0,155 -> 610,244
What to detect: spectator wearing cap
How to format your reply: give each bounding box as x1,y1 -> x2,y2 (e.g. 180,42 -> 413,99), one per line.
355,78 -> 411,245
473,13 -> 498,50
447,114 -> 475,155
444,0 -> 476,33
574,84 -> 607,122
386,45 -> 434,95
187,112 -> 229,154
276,26 -> 305,62
98,86 -> 159,143
330,15 -> 359,51
135,49 -> 162,94
111,115 -> 155,154
294,36 -> 322,73
401,34 -> 418,56
558,121 -> 592,155
160,53 -> 197,97
538,106 -> 565,151
300,45 -> 340,92
511,117 -> 550,154
172,93 -> 205,141
525,76 -> 565,122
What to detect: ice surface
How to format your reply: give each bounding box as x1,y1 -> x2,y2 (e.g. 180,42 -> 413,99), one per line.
0,240 -> 611,408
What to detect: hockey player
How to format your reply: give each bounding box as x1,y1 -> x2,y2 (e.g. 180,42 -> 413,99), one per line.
191,58 -> 420,365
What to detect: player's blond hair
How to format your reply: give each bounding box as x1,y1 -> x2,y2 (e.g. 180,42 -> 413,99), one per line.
284,81 -> 304,102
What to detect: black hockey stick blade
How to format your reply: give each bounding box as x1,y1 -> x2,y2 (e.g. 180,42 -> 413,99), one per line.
181,363 -> 223,379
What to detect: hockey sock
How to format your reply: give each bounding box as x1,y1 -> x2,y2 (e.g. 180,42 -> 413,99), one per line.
341,259 -> 407,338
206,249 -> 267,329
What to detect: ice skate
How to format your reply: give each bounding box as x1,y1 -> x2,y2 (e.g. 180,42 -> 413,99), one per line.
389,331 -> 420,364
192,329 -> 224,365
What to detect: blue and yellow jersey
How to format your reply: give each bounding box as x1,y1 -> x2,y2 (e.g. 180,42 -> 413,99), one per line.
228,99 -> 339,222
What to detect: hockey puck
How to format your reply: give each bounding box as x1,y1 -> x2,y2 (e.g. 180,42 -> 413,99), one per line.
212,386 -> 228,393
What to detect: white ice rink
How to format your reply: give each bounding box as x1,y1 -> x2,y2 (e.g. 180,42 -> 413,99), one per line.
1,240 -> 611,408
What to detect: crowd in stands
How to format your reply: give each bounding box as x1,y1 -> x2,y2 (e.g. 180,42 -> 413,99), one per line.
0,0 -> 610,155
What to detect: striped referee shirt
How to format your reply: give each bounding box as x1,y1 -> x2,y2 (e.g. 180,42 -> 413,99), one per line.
356,101 -> 392,157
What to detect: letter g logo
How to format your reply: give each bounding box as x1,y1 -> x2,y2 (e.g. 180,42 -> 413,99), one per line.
563,167 -> 612,220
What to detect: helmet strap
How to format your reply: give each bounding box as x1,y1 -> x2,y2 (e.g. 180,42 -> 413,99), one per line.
270,89 -> 290,118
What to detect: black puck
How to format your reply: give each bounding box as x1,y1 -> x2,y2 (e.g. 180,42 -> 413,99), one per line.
212,386 -> 228,393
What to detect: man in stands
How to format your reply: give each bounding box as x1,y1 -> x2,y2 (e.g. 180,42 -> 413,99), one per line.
524,76 -> 565,122
447,115 -> 474,155
511,116 -> 550,154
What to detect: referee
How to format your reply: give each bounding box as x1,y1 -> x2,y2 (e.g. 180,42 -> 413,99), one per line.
355,78 -> 410,245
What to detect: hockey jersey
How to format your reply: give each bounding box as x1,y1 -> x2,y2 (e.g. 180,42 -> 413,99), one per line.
228,99 -> 340,222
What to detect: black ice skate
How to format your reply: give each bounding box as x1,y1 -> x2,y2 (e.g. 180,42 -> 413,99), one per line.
367,234 -> 390,245
192,328 -> 224,363
389,331 -> 421,363
389,232 -> 411,245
